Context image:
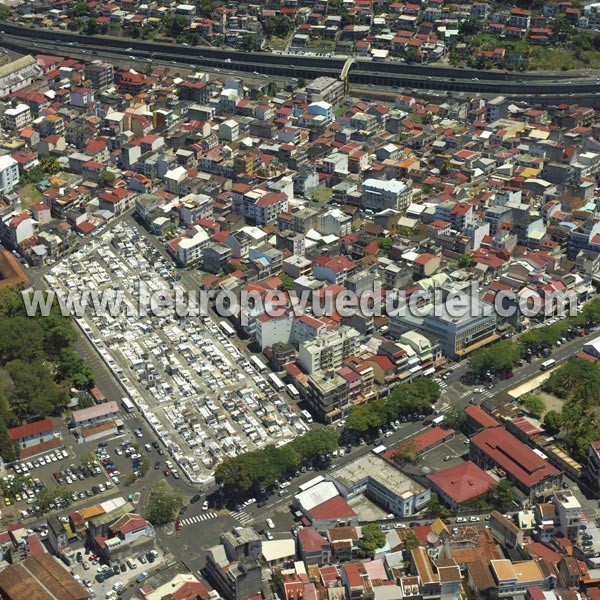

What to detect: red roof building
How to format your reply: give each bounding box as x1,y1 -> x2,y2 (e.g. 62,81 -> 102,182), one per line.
8,418 -> 55,446
470,427 -> 561,497
427,461 -> 496,509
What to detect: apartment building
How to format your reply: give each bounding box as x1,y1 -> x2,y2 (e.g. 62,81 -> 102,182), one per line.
2,103 -> 31,130
0,155 -> 20,194
361,178 -> 410,211
298,326 -> 361,374
84,60 -> 114,90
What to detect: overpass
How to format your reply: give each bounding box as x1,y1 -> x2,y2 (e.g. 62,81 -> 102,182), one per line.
2,22 -> 600,105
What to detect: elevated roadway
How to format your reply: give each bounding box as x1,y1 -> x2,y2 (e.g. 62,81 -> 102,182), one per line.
2,22 -> 600,105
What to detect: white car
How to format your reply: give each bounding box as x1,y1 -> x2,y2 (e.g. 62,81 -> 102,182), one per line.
469,516 -> 480,522
202,500 -> 209,511
456,517 -> 467,523
266,518 -> 275,529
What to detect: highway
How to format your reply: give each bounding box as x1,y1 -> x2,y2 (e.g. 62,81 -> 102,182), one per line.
3,22 -> 600,104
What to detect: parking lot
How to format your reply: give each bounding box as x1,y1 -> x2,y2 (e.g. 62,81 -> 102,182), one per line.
44,221 -> 308,484
68,544 -> 167,599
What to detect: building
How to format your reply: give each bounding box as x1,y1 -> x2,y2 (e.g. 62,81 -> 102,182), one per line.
47,515 -> 69,554
7,418 -> 56,452
144,574 -> 211,600
427,461 -> 496,510
0,55 -> 42,98
361,178 -> 410,211
316,208 -> 352,237
420,295 -> 498,360
84,60 -> 114,90
0,553 -> 88,599
0,155 -> 20,194
328,452 -> 430,517
305,76 -> 345,105
490,559 -> 555,597
2,103 -> 31,130
298,528 -> 331,565
470,427 -> 562,499
587,441 -> 600,489
206,528 -> 262,600
553,490 -> 582,541
306,370 -> 350,424
71,401 -> 120,428
167,226 -> 210,266
298,326 -> 361,374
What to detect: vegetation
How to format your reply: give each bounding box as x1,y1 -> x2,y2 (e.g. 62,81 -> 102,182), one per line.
543,410 -> 562,435
146,480 -> 182,524
277,274 -> 295,293
519,393 -> 546,419
543,358 -> 600,404
215,428 -> 338,500
469,339 -> 521,377
428,492 -> 450,518
0,288 -> 94,462
487,480 -> 515,512
344,378 -> 440,436
357,524 -> 386,558
262,16 -> 293,39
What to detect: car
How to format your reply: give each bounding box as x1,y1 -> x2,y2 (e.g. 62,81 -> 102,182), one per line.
119,563 -> 126,573
151,441 -> 159,449
154,461 -> 160,470
443,455 -> 453,462
202,500 -> 209,511
265,532 -> 274,540
175,520 -> 182,530
179,506 -> 187,515
456,517 -> 467,523
469,516 -> 480,522
190,494 -> 202,504
266,518 -> 275,529
138,554 -> 147,564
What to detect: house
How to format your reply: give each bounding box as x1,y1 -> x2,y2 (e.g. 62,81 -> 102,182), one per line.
71,401 -> 120,428
8,418 -> 56,453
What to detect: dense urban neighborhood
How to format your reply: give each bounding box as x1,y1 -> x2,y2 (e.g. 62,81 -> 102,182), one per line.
2,1 -> 600,599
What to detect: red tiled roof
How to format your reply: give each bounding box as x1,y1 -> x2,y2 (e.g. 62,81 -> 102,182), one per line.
465,405 -> 499,429
428,461 -> 495,504
470,427 -> 559,489
8,418 -> 54,441
309,496 -> 356,521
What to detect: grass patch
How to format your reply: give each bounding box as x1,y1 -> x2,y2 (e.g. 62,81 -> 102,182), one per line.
19,183 -> 42,209
311,187 -> 333,202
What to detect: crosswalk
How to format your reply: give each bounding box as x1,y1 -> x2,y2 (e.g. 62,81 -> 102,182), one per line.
179,512 -> 218,526
230,510 -> 253,525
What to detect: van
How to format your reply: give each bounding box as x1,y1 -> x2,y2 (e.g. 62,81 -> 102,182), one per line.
126,559 -> 137,570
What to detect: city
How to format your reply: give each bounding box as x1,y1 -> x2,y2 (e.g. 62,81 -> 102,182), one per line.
1,1 -> 600,600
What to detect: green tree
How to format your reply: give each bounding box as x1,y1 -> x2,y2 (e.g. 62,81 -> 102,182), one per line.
97,171 -> 115,188
378,238 -> 393,253
520,393 -> 546,419
487,480 -> 514,512
40,156 -> 62,175
469,340 -> 521,377
404,531 -> 419,553
444,406 -> 467,432
543,410 -> 562,435
0,5 -> 11,18
428,492 -> 451,517
344,403 -> 385,434
458,253 -> 472,268
357,524 -> 386,558
146,480 -> 182,524
459,17 -> 482,37
162,14 -> 188,38
298,77 -> 306,88
262,15 -> 292,38
278,273 -> 295,292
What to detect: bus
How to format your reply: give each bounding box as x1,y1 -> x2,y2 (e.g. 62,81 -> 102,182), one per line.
251,355 -> 267,372
541,359 -> 556,371
268,373 -> 285,390
298,475 -> 325,493
219,320 -> 235,337
287,384 -> 299,399
301,409 -> 313,423
122,397 -> 135,413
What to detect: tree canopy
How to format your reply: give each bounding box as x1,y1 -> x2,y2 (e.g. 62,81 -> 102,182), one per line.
344,378 -> 440,435
357,524 -> 386,558
469,339 -> 521,377
146,480 -> 182,524
520,393 -> 546,419
215,428 -> 338,499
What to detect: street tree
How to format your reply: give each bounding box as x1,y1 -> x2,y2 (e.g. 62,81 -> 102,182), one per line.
146,480 -> 182,524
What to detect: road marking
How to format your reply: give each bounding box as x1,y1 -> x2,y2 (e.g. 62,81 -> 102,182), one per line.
180,512 -> 218,526
230,510 -> 253,525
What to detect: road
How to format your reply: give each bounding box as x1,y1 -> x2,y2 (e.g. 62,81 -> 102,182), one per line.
3,23 -> 600,103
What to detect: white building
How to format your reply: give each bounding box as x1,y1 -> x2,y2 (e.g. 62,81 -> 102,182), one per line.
316,208 -> 352,237
168,225 -> 210,266
361,178 -> 410,211
327,453 -> 430,517
2,103 -> 31,130
218,119 -> 240,142
298,326 -> 361,374
0,155 -> 20,194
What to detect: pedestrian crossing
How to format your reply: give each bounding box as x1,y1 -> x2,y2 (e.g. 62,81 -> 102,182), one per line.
230,510 -> 253,525
179,512 -> 218,526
